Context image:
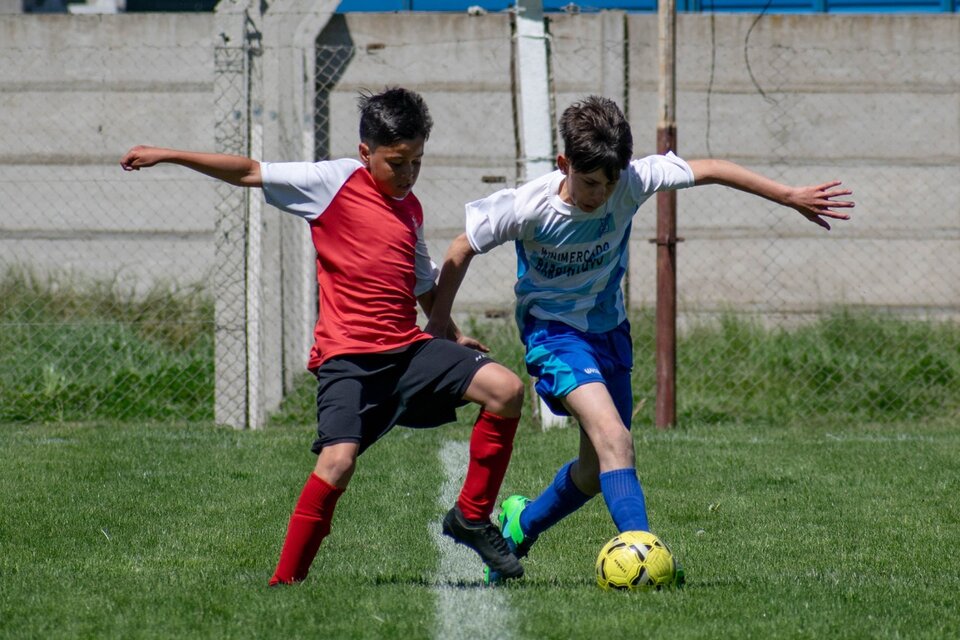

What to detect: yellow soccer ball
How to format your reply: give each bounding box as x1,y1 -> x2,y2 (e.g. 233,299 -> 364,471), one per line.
595,530 -> 682,591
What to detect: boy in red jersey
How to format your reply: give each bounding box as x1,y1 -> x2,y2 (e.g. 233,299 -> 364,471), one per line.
121,87 -> 526,584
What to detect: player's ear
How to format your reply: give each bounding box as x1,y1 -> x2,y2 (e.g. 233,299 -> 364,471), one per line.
359,142 -> 371,168
557,154 -> 569,175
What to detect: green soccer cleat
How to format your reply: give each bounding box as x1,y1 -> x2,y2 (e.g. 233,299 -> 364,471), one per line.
483,495 -> 539,585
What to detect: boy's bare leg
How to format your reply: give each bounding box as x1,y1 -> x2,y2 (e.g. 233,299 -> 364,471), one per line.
269,442 -> 358,586
463,362 -> 524,418
564,383 -> 649,532
563,383 -> 634,474
313,441 -> 360,488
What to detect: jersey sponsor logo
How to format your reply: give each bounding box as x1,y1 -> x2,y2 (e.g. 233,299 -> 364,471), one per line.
532,242 -> 610,279
583,367 -> 600,375
597,214 -> 612,236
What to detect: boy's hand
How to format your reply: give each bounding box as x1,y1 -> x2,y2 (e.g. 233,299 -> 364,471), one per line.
787,181 -> 854,230
456,334 -> 490,353
424,319 -> 490,353
120,145 -> 164,171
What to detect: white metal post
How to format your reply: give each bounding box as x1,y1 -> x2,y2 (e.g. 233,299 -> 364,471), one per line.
515,0 -> 568,430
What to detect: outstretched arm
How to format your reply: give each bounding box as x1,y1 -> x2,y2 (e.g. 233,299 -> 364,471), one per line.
423,233 -> 485,348
120,145 -> 262,188
687,158 -> 854,230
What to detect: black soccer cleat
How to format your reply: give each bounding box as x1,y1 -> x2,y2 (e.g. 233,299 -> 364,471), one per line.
442,505 -> 524,579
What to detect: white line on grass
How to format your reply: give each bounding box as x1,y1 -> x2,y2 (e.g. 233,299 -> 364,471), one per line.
430,440 -> 514,640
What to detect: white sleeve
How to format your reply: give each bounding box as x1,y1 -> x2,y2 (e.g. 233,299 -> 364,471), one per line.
624,152 -> 695,202
464,188 -> 522,254
414,224 -> 439,296
260,158 -> 363,221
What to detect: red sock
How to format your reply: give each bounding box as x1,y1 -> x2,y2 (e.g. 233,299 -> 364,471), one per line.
457,411 -> 520,521
269,473 -> 344,586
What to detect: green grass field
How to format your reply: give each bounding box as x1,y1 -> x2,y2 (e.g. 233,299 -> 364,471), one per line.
3,273 -> 960,638
0,269 -> 212,423
2,416 -> 959,639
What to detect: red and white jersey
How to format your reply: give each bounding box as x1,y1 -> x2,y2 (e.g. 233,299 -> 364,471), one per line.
261,158 -> 438,369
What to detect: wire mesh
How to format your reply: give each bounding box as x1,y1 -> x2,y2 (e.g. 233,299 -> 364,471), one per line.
635,14 -> 959,423
212,43 -> 253,428
0,27 -> 217,423
2,12 -> 956,426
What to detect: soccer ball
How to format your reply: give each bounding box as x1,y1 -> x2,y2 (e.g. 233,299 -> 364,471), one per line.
595,530 -> 681,591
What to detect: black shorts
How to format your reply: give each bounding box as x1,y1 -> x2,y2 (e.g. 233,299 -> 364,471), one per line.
310,338 -> 494,455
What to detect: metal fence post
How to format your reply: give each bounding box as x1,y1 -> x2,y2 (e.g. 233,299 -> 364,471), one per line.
655,0 -> 678,429
213,0 -> 262,429
514,0 -> 568,430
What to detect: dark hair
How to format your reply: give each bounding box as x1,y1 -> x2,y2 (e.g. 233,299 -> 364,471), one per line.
358,87 -> 433,148
558,96 -> 632,181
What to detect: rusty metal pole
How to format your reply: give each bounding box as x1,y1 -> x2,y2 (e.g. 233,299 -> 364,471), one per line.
655,0 -> 678,429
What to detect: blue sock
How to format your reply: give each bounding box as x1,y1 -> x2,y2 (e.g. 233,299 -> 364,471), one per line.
519,460 -> 592,538
599,468 -> 649,532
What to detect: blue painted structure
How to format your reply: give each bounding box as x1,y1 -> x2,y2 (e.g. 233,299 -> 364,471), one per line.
337,0 -> 957,12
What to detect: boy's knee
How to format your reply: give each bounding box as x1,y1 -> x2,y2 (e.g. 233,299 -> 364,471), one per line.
314,444 -> 359,487
476,365 -> 525,417
594,429 -> 635,470
501,374 -> 525,413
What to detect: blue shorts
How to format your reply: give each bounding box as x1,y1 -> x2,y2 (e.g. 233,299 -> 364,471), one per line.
521,319 -> 634,426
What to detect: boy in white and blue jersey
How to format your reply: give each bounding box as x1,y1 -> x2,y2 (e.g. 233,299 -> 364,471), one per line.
427,96 -> 854,582
480,149 -> 694,334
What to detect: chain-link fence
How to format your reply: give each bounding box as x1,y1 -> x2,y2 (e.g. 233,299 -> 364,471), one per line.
580,13 -> 959,424
212,40 -> 256,429
672,15 -> 960,424
2,10 -> 957,427
0,16 -> 218,423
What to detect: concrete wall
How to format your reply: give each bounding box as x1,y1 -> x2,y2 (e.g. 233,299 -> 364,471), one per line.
1,11 -> 957,318
624,14 -> 960,315
312,12 -> 522,316
0,14 -> 216,292
314,12 -> 960,317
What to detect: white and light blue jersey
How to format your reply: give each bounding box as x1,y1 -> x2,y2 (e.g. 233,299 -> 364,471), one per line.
465,152 -> 695,333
